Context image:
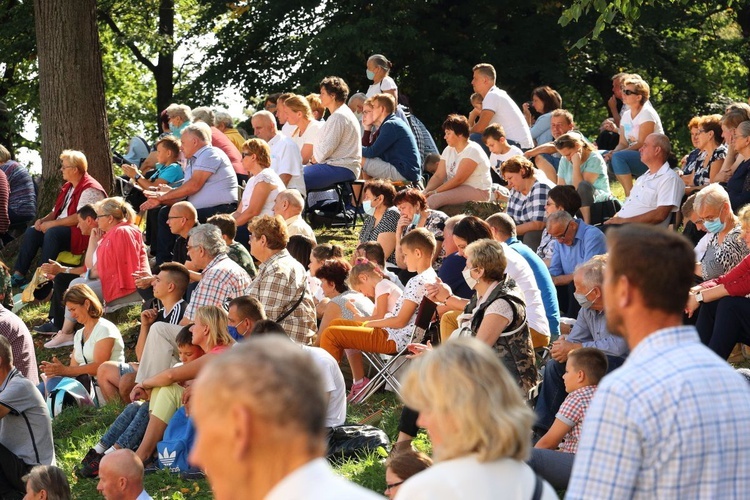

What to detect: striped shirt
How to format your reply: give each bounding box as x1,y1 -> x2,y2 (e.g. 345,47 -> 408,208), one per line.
567,326 -> 750,499
155,299 -> 186,325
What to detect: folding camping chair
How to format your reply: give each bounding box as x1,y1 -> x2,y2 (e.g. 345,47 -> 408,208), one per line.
355,297 -> 438,404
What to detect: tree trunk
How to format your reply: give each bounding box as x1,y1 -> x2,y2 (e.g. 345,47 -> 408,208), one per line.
33,0 -> 112,215
736,4 -> 750,97
155,0 -> 175,130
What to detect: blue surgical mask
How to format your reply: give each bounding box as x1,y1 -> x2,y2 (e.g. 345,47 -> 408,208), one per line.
704,207 -> 726,234
366,69 -> 376,81
574,288 -> 596,309
228,325 -> 244,341
363,200 -> 376,216
412,213 -> 421,226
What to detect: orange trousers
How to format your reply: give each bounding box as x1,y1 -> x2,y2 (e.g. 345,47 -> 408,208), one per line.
320,319 -> 398,362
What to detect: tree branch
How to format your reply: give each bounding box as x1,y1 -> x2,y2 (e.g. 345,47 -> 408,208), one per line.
97,8 -> 157,73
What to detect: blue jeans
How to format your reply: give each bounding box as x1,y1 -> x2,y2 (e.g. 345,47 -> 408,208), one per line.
15,225 -> 71,275
696,296 -> 750,360
539,153 -> 561,172
100,401 -> 150,450
611,149 -> 648,177
528,448 -> 576,490
303,164 -> 355,191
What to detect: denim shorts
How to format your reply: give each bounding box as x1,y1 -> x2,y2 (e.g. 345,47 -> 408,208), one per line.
119,362 -> 137,377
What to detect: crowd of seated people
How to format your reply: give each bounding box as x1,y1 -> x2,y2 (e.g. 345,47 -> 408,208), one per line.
7,59 -> 750,499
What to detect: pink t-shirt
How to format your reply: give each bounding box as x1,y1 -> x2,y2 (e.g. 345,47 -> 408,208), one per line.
375,278 -> 402,315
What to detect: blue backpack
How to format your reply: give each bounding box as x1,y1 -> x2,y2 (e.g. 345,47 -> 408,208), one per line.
156,407 -> 195,473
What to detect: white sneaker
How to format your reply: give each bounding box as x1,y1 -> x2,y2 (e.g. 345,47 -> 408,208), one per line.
44,332 -> 74,349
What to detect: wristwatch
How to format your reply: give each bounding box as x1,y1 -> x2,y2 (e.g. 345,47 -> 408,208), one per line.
134,172 -> 142,181
695,291 -> 704,303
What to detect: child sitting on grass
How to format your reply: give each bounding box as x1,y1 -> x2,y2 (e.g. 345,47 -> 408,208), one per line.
529,346 -> 608,490
321,228 -> 437,402
77,326 -> 204,478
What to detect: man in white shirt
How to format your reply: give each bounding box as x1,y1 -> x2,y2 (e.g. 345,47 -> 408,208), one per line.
190,336 -> 380,500
605,133 -> 684,227
251,111 -> 306,196
470,63 -> 533,149
273,189 -> 317,243
97,449 -> 152,500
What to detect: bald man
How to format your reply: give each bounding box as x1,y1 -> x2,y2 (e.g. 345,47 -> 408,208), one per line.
97,449 -> 152,500
272,189 -> 316,242
251,111 -> 306,196
160,201 -> 198,265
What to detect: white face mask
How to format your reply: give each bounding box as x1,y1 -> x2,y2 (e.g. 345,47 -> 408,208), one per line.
462,267 -> 478,289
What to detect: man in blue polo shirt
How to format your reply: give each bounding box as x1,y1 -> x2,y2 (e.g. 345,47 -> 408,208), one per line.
547,210 -> 606,317
361,93 -> 420,183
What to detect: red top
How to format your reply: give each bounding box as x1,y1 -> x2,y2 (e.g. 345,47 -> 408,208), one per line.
702,253 -> 750,297
96,222 -> 149,303
211,126 -> 245,175
52,173 -> 106,254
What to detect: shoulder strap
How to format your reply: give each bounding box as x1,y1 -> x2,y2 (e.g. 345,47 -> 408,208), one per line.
276,287 -> 306,323
531,473 -> 543,500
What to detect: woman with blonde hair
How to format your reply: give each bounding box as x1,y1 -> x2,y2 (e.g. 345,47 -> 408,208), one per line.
12,149 -> 106,287
394,338 -> 556,499
130,305 -> 233,465
605,76 -> 664,196
286,95 -> 325,166
231,138 -> 286,247
45,197 -> 148,349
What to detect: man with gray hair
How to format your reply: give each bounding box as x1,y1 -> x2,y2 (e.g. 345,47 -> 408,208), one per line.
189,336 -> 381,500
532,255 -> 628,450
193,106 -> 244,178
142,121 -> 239,267
97,449 -> 151,500
0,336 -> 55,498
214,109 -> 246,152
547,210 -> 606,317
135,224 -> 253,382
605,133 -> 684,226
273,189 -> 316,242
251,110 -> 305,196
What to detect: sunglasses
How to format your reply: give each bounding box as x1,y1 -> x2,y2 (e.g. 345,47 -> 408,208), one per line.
622,89 -> 639,96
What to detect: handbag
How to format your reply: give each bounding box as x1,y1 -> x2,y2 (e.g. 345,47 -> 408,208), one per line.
21,267 -> 48,303
326,424 -> 390,462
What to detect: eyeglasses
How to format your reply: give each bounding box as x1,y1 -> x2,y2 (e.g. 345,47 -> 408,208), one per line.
698,129 -> 707,134
167,216 -> 184,220
241,152 -> 252,158
550,220 -> 572,241
95,214 -> 110,219
622,89 -> 638,96
385,481 -> 404,491
60,165 -> 75,171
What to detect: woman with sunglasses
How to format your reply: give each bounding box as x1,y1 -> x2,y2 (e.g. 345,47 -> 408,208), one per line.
231,138 -> 286,248
604,76 -> 664,197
